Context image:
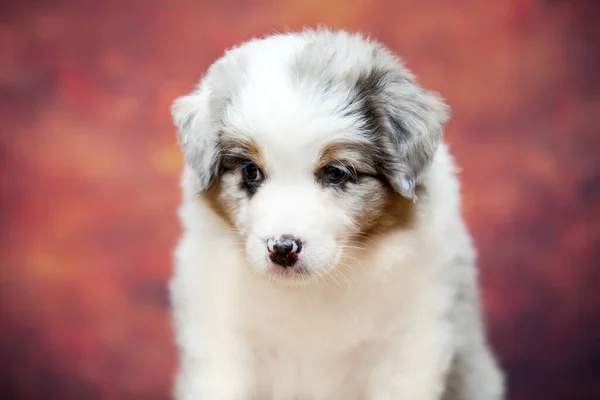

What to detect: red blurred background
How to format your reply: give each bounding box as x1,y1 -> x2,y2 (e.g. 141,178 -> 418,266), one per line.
1,0 -> 599,399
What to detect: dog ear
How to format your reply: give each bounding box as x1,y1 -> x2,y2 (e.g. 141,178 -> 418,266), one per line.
171,79 -> 220,193
361,70 -> 450,200
381,82 -> 450,200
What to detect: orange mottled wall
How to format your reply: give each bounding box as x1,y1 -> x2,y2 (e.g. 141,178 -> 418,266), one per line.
1,1 -> 599,399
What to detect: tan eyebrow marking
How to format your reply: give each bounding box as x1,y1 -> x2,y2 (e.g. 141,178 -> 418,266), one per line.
220,135 -> 265,170
316,140 -> 378,175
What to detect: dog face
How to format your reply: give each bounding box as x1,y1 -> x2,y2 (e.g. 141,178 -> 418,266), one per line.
172,30 -> 449,281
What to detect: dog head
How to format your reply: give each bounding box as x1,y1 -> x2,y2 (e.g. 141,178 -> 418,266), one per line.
172,29 -> 449,281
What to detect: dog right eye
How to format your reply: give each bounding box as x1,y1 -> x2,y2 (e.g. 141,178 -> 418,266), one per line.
322,165 -> 353,185
241,163 -> 263,183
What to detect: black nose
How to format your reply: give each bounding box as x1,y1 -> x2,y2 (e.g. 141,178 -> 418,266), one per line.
267,235 -> 302,267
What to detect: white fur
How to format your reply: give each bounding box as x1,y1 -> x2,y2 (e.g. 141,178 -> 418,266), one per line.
170,30 -> 504,400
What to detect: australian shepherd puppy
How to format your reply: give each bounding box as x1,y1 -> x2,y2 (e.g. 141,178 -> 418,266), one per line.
169,29 -> 504,400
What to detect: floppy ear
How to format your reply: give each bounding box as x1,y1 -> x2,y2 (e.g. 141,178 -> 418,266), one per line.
380,81 -> 450,200
171,79 -> 220,193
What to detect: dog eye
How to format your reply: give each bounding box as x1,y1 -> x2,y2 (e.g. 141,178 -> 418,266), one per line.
323,165 -> 349,185
241,163 -> 263,183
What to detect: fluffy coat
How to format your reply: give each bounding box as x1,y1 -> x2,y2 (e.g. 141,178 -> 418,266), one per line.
169,29 -> 504,400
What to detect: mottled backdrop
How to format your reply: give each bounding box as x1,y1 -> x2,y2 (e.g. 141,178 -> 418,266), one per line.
1,0 -> 599,399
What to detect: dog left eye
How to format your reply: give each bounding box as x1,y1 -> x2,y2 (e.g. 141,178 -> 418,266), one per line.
242,163 -> 263,183
323,165 -> 350,185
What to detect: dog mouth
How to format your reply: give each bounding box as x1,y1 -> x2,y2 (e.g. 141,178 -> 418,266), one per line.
266,262 -> 311,278
261,245 -> 343,281
245,234 -> 343,281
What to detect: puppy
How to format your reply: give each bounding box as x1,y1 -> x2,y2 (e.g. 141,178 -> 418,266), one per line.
169,29 -> 504,400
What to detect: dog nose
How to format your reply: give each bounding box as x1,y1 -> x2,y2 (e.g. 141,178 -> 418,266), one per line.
267,235 -> 302,267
